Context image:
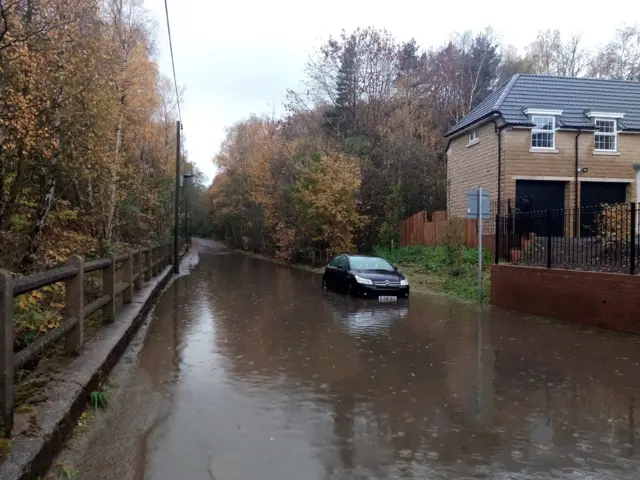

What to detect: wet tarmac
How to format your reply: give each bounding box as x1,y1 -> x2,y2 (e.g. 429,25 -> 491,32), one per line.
47,239 -> 640,479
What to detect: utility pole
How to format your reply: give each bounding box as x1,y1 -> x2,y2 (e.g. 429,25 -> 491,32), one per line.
173,120 -> 181,273
182,172 -> 194,247
184,187 -> 189,245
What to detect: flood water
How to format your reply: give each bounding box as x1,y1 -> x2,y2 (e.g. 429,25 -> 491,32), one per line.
49,239 -> 640,479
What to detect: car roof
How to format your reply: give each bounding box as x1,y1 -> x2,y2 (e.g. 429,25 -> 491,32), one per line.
345,254 -> 385,259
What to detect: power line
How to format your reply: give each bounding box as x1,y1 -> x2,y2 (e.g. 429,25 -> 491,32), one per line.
163,0 -> 182,125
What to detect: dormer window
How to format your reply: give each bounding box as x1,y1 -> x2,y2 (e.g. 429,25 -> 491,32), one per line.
531,116 -> 555,149
594,119 -> 617,152
524,108 -> 562,151
586,111 -> 624,153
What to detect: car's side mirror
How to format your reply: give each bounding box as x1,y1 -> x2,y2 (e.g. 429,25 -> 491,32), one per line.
393,265 -> 398,271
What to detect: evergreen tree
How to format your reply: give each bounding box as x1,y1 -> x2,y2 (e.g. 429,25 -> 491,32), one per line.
325,35 -> 358,136
467,32 -> 501,109
397,39 -> 420,75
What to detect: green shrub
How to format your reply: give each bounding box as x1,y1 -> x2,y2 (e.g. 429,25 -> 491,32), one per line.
374,244 -> 492,302
442,218 -> 465,275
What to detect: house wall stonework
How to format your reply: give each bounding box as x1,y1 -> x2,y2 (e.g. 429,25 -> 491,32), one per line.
446,121 -> 501,217
447,126 -> 640,216
502,129 -> 639,207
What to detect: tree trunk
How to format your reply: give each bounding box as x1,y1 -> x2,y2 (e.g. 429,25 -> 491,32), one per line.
20,160 -> 57,269
20,74 -> 63,269
105,34 -> 129,241
105,111 -> 123,240
0,150 -> 27,230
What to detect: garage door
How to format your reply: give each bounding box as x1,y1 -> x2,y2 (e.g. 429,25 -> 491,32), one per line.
580,182 -> 627,237
581,182 -> 626,208
515,180 -> 566,236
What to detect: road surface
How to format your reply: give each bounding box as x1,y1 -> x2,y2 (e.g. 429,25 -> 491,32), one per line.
47,239 -> 640,479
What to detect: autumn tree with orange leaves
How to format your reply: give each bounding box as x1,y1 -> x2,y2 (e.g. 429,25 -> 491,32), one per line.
0,0 -> 196,272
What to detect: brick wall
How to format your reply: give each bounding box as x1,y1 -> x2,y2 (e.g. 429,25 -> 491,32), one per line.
491,264 -> 640,334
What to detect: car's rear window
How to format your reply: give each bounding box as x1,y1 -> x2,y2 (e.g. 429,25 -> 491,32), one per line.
349,257 -> 394,271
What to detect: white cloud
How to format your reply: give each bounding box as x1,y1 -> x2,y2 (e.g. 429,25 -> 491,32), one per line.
145,0 -> 634,182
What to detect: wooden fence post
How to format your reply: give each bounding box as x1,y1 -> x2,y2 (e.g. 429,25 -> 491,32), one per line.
134,250 -> 143,291
103,253 -> 116,323
123,250 -> 133,304
65,255 -> 84,355
0,269 -> 14,435
151,246 -> 157,276
145,248 -> 151,281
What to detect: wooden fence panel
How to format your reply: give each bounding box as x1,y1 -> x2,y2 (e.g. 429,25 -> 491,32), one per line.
401,211 -> 427,246
465,219 -> 478,248
423,223 -> 434,246
400,211 -> 494,252
432,210 -> 447,222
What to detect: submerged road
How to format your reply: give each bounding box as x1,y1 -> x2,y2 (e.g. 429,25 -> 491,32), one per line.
47,239 -> 640,479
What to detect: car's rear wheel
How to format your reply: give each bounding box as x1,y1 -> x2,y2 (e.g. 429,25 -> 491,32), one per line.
322,277 -> 328,291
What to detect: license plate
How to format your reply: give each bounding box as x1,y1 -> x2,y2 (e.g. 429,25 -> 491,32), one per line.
378,296 -> 397,303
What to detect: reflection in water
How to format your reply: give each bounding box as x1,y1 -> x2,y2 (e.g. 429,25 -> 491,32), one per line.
54,241 -> 640,480
330,297 -> 408,335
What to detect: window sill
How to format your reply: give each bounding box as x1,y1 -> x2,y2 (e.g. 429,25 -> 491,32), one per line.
593,150 -> 621,156
529,148 -> 559,154
466,138 -> 480,148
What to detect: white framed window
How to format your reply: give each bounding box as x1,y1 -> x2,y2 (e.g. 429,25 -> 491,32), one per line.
594,118 -> 617,152
531,115 -> 555,149
467,130 -> 479,146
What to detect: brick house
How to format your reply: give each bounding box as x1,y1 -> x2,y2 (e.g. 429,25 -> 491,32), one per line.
445,74 -> 640,226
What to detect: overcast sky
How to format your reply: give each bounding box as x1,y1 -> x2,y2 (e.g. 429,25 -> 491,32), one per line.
143,0 -> 636,182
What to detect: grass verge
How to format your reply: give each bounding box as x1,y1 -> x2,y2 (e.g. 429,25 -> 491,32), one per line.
374,245 -> 492,303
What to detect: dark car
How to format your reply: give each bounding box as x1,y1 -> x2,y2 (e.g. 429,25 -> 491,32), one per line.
322,254 -> 409,300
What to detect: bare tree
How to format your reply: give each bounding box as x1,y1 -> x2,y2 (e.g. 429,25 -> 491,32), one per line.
589,24 -> 640,80
525,30 -> 589,77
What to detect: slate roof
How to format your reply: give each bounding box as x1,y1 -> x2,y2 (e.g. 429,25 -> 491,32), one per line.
445,74 -> 640,137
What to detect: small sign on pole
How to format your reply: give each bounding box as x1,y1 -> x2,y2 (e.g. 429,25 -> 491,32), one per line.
466,189 -> 490,219
467,188 -> 490,303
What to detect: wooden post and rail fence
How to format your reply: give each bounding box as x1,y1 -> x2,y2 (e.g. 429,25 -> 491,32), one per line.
0,239 -> 186,435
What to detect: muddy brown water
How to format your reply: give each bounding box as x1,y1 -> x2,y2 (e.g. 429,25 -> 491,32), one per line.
46,239 -> 640,479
